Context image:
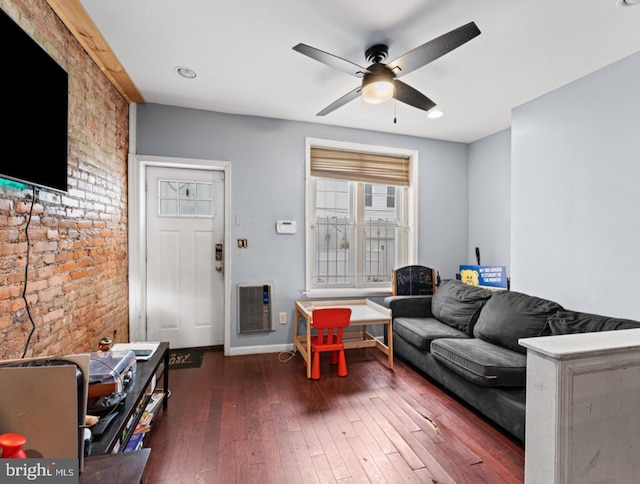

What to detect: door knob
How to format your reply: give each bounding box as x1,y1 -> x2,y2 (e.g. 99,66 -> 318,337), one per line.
215,264 -> 223,272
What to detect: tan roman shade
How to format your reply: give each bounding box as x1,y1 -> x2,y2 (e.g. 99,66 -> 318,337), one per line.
310,147 -> 410,186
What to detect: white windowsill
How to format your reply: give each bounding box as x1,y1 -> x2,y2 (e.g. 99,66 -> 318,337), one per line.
303,288 -> 392,299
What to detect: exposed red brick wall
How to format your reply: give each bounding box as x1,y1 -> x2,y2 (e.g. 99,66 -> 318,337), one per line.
0,0 -> 129,359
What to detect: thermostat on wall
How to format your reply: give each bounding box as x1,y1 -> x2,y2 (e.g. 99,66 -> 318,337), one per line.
276,220 -> 297,234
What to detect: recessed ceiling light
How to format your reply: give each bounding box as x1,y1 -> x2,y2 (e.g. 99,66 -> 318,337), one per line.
175,66 -> 197,79
619,0 -> 640,6
427,109 -> 444,119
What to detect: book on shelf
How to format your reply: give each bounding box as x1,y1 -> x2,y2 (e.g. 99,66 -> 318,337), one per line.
134,413 -> 153,434
124,432 -> 144,452
133,391 -> 165,435
145,391 -> 165,415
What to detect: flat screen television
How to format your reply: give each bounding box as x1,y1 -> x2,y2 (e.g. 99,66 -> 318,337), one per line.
0,8 -> 68,193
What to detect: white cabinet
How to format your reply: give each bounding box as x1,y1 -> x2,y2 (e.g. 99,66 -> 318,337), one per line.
520,329 -> 640,484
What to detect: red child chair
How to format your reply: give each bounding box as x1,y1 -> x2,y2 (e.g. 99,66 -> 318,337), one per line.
309,307 -> 352,379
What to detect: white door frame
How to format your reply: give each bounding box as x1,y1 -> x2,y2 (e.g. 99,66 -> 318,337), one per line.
128,153 -> 232,355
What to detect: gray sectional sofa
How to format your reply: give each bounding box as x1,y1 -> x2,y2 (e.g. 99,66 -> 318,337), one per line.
385,279 -> 640,442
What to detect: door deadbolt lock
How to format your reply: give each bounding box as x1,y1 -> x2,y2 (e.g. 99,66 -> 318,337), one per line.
215,243 -> 223,261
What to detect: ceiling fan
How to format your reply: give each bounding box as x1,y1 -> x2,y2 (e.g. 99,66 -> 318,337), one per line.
293,21 -> 481,116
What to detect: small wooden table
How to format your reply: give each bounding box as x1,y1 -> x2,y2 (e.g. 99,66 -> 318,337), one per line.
294,299 -> 393,379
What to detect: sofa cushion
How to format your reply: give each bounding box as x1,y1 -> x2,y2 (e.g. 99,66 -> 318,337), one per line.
385,295 -> 434,319
393,317 -> 470,351
431,279 -> 493,335
547,310 -> 640,335
431,338 -> 527,387
473,290 -> 563,354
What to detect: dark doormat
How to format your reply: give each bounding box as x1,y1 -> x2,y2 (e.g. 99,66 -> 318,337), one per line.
168,348 -> 205,369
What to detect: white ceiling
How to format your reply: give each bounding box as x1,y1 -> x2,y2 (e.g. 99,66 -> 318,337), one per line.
78,0 -> 640,143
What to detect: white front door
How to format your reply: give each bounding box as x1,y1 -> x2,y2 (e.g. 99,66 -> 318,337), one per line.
145,165 -> 225,349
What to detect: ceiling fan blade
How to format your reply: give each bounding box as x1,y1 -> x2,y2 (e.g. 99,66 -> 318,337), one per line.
317,86 -> 362,116
393,80 -> 436,112
293,43 -> 369,78
387,21 -> 481,78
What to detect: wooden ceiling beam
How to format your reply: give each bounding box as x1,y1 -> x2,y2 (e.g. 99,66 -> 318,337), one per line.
46,0 -> 144,104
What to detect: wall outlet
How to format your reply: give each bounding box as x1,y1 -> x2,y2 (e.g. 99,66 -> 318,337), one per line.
279,312 -> 287,325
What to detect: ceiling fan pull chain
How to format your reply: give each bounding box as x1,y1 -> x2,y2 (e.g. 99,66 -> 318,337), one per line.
394,97 -> 397,124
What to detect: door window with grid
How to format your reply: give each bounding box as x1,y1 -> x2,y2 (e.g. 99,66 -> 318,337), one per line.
306,142 -> 417,294
158,179 -> 214,218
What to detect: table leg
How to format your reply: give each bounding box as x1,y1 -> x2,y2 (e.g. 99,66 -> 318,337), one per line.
387,319 -> 394,369
163,346 -> 170,409
306,312 -> 312,379
294,307 -> 312,379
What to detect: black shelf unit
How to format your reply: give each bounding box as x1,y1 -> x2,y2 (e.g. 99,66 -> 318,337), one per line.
89,342 -> 170,455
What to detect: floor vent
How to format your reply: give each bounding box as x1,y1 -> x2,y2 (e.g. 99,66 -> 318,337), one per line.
237,283 -> 274,334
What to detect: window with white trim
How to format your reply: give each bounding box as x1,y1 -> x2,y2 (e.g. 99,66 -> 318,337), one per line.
306,140 -> 418,295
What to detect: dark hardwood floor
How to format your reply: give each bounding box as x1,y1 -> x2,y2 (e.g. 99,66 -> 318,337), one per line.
142,347 -> 524,483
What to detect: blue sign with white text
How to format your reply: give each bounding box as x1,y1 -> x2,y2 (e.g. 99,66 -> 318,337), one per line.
459,265 -> 508,290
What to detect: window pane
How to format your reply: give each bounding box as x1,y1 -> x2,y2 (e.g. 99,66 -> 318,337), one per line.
364,184 -> 372,207
387,186 -> 395,208
160,180 -> 177,198
313,216 -> 354,286
179,182 -> 196,199
197,183 -> 212,199
311,177 -> 408,290
158,179 -> 215,218
196,200 -> 213,216
160,199 -> 177,216
179,199 -> 195,215
316,178 -> 349,217
314,179 -> 354,286
363,184 -> 401,285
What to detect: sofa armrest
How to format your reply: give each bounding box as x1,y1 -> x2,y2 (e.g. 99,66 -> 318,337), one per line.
383,295 -> 434,319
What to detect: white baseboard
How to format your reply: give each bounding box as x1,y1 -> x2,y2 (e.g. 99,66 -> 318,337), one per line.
227,343 -> 294,356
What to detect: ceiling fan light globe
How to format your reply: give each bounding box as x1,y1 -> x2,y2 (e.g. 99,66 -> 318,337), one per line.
362,80 -> 394,104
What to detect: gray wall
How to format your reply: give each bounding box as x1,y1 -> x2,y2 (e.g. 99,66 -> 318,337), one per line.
468,129 -> 512,275
510,51 -> 640,318
135,105 -> 469,349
